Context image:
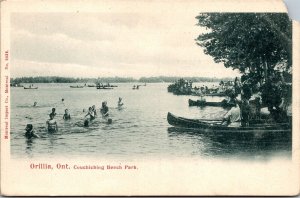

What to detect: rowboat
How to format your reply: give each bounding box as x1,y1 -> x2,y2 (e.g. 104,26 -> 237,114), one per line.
167,112 -> 291,132
70,85 -> 84,88
188,99 -> 235,108
24,87 -> 38,89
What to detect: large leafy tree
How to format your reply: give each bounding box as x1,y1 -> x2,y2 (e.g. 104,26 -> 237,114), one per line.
195,13 -> 292,82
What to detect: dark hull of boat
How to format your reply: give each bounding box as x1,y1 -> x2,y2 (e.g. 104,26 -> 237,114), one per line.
167,112 -> 291,132
97,87 -> 113,89
188,99 -> 235,108
24,87 -> 38,89
70,86 -> 84,88
192,93 -> 226,97
96,85 -> 118,88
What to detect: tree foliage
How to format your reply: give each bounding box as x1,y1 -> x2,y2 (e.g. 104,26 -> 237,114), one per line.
195,13 -> 292,78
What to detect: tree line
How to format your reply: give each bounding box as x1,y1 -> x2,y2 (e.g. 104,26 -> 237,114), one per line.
195,13 -> 292,123
11,76 -> 234,84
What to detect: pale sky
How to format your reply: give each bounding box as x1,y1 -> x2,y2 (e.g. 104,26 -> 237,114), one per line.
11,10 -> 241,78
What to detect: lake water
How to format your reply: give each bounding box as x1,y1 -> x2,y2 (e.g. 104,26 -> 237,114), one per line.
10,83 -> 291,160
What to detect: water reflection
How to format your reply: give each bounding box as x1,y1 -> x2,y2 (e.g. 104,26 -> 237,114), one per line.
168,127 -> 292,159
25,139 -> 35,157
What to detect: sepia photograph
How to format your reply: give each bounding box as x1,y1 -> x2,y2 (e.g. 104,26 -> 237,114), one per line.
1,0 -> 299,196
10,12 -> 292,160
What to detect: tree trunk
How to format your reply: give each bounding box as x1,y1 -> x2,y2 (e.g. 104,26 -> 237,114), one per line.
264,60 -> 268,82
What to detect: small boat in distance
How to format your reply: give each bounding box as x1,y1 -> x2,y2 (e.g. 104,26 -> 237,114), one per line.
95,83 -> 118,88
132,85 -> 140,90
11,83 -> 24,87
192,92 -> 226,97
167,112 -> 291,133
24,86 -> 38,89
70,85 -> 84,88
96,86 -> 113,90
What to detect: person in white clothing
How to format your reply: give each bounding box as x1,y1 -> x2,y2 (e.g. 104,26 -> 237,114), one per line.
222,103 -> 241,127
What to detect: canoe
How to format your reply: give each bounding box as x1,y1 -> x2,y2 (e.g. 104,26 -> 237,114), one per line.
167,112 -> 291,132
97,85 -> 118,88
191,92 -> 226,97
96,86 -> 113,89
188,99 -> 235,108
24,87 -> 38,89
70,86 -> 84,88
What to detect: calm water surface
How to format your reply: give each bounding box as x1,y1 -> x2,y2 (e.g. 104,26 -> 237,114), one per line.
11,83 -> 291,160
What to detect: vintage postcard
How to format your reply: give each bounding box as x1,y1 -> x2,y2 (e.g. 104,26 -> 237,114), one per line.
1,0 -> 299,196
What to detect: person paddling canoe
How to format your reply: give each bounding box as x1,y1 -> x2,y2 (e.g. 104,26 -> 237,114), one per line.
222,102 -> 241,127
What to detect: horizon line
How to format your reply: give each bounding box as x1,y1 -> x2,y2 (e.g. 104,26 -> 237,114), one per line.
10,75 -> 238,79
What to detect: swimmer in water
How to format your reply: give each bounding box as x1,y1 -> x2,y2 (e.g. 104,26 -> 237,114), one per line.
117,97 -> 124,108
92,105 -> 97,117
46,114 -> 58,133
100,101 -> 109,117
49,108 -> 56,118
33,102 -> 38,107
25,124 -> 39,139
63,108 -> 71,120
85,107 -> 96,120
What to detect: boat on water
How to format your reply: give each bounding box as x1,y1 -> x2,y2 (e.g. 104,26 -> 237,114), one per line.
70,85 -> 84,88
96,86 -> 113,90
95,83 -> 118,88
206,92 -> 226,97
11,84 -> 24,87
192,92 -> 226,97
24,87 -> 38,89
188,99 -> 235,108
167,112 -> 291,133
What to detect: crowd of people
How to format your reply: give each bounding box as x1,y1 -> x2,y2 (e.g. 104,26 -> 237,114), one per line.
221,73 -> 292,127
25,97 -> 124,139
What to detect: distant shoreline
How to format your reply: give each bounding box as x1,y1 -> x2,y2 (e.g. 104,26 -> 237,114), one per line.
11,76 -> 235,84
